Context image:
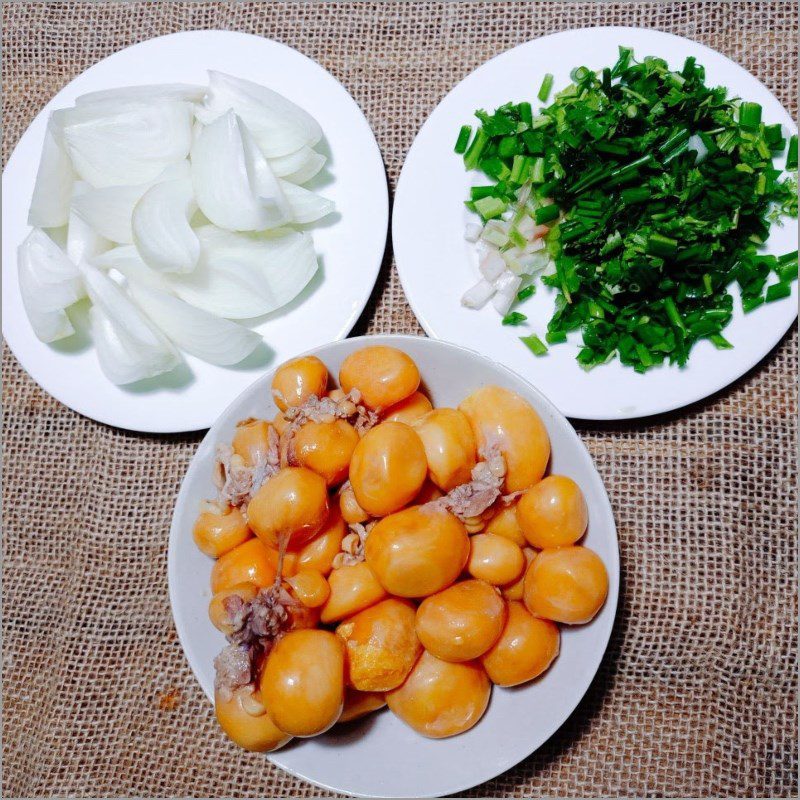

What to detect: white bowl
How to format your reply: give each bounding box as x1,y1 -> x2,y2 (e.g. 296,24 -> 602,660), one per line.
168,334 -> 619,797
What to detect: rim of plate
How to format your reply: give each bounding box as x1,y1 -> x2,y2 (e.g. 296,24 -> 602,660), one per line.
2,30 -> 388,433
393,26 -> 798,422
168,333 -> 619,798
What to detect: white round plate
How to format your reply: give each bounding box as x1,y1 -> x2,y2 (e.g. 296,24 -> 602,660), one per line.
393,27 -> 798,421
2,31 -> 388,433
169,334 -> 619,798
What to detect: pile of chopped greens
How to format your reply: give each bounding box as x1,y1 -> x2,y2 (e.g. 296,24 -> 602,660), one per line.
456,47 -> 798,371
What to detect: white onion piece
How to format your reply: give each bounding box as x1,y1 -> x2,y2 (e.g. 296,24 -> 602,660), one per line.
196,71 -> 322,158
492,271 -> 522,315
72,183 -> 149,244
128,281 -> 261,365
278,180 -> 334,224
464,223 -> 482,243
240,123 -> 291,228
20,295 -> 74,342
81,262 -> 180,384
54,101 -> 193,187
76,83 -> 205,106
67,184 -> 112,264
89,305 -> 180,385
479,249 -> 506,282
93,245 -> 169,290
461,279 -> 496,309
166,225 -> 317,319
70,161 -> 191,244
18,229 -> 84,310
268,146 -> 326,184
28,124 -> 74,228
191,111 -> 281,231
18,230 -> 82,342
132,177 -> 199,273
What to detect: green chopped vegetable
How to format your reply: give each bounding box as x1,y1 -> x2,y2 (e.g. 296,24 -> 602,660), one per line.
520,333 -> 548,355
502,312 -> 528,325
517,285 -> 536,302
787,135 -> 798,170
457,47 -> 799,371
454,125 -> 472,154
537,73 -> 554,103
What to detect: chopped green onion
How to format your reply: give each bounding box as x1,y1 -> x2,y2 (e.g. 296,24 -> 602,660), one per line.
454,125 -> 471,154
738,101 -> 762,129
502,312 -> 527,326
742,295 -> 765,313
534,204 -> 560,224
463,128 -> 488,170
710,334 -> 733,349
537,73 -> 554,103
520,334 -> 548,355
517,285 -> 536,302
787,135 -> 798,170
765,281 -> 791,302
518,101 -> 533,126
474,196 -> 507,220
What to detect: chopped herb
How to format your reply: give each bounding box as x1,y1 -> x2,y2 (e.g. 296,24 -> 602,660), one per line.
454,125 -> 472,154
537,73 -> 554,103
458,47 -> 798,371
520,333 -> 548,355
517,285 -> 536,302
502,312 -> 528,325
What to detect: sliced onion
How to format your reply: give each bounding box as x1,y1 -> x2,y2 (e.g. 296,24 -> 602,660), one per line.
67,184 -> 112,264
464,223 -> 482,243
195,70 -> 322,158
89,305 -> 181,385
18,229 -> 84,342
70,161 -> 191,244
240,123 -> 291,227
76,84 -> 205,106
166,225 -> 317,318
461,279 -> 496,309
268,145 -> 326,184
278,180 -> 334,224
479,249 -> 506,282
81,262 -> 180,384
18,229 -> 83,304
492,271 -> 522,315
128,281 -> 261,365
28,123 -> 74,228
93,245 -> 169,290
132,176 -> 199,273
191,111 -> 285,231
54,101 -> 193,187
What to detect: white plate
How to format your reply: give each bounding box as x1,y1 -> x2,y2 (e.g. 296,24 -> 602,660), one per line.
2,31 -> 388,433
168,334 -> 619,798
393,27 -> 798,421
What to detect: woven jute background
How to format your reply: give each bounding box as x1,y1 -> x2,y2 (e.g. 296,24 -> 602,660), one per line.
2,2 -> 797,797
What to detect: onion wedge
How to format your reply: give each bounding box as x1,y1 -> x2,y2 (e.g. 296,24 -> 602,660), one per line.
191,111 -> 287,231
166,225 -> 318,318
71,161 -> 191,245
195,70 -> 322,158
28,123 -> 74,228
128,281 -> 261,365
67,184 -> 112,264
76,83 -> 205,106
17,229 -> 85,342
267,146 -> 326,184
278,180 -> 335,224
54,101 -> 193,187
132,176 -> 199,273
81,262 -> 181,384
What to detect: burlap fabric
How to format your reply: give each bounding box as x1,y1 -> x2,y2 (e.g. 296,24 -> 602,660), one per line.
2,2 -> 797,797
